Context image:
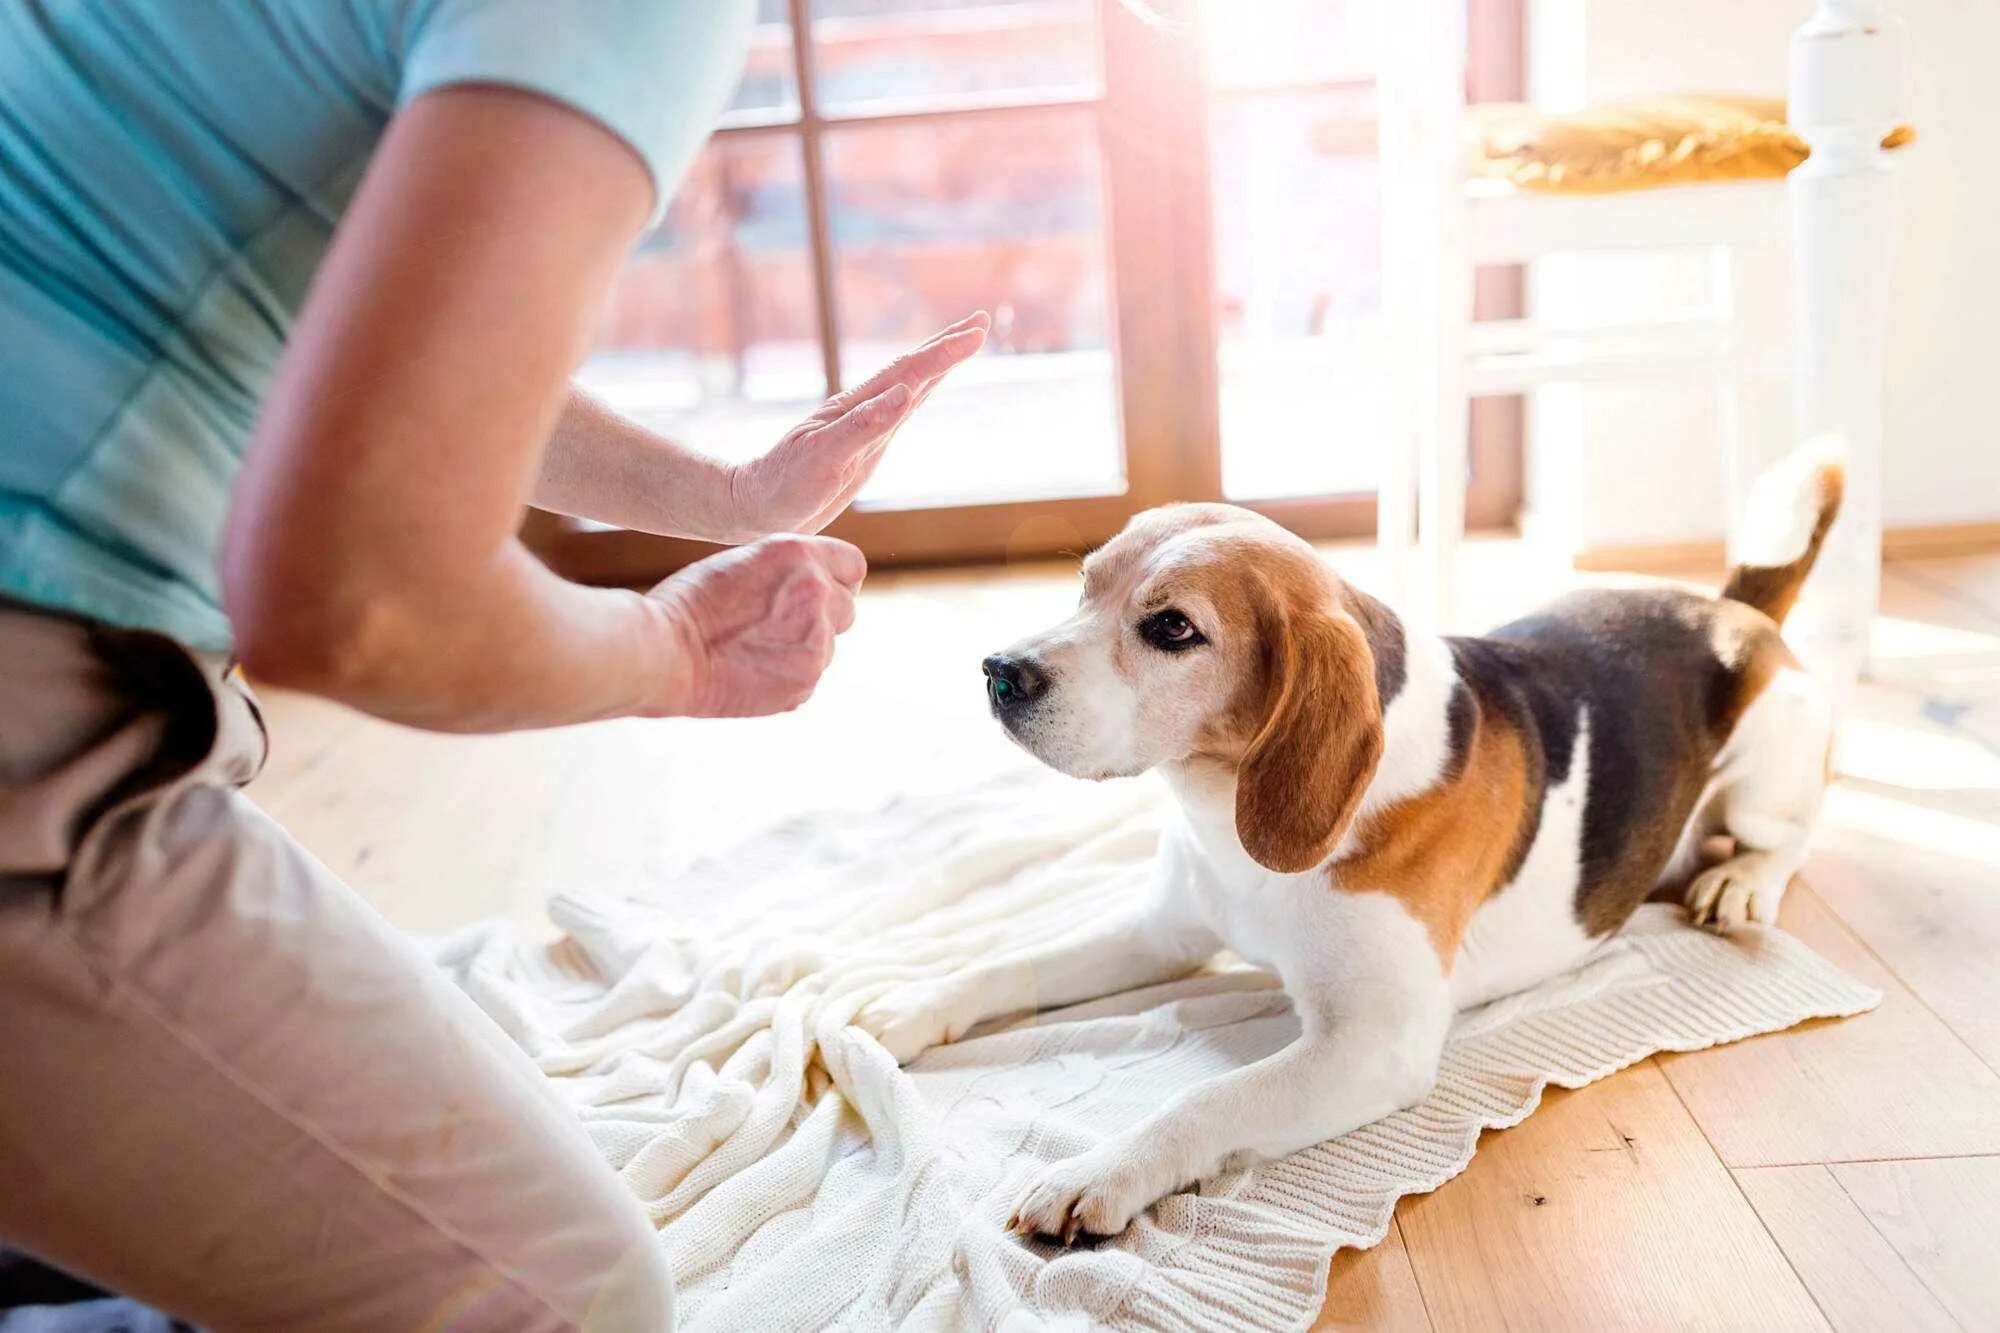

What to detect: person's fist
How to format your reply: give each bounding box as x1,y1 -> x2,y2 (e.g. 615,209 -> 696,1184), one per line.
643,534 -> 865,718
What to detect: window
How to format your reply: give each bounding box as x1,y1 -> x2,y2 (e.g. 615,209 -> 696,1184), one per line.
540,0 -> 1521,583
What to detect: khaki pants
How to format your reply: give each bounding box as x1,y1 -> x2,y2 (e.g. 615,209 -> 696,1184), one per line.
0,605 -> 673,1331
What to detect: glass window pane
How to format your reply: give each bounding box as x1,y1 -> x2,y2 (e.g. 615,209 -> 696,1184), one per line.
824,111 -> 1121,509
1197,0 -> 1375,91
730,1 -> 800,116
577,136 -> 821,475
1210,91 -> 1383,500
811,0 -> 1098,113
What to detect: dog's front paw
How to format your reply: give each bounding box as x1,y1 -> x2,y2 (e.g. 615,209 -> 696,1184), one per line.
856,980 -> 976,1065
1007,1147 -> 1159,1244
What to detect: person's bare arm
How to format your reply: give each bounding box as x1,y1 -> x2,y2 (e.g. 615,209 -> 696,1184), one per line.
531,389 -> 737,541
536,313 -> 987,543
221,87 -> 856,732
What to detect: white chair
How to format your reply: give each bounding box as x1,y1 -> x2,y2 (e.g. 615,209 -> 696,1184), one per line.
1378,0 -> 1904,699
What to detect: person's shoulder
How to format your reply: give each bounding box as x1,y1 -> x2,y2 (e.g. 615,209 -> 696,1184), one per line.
396,0 -> 755,93
396,0 -> 755,214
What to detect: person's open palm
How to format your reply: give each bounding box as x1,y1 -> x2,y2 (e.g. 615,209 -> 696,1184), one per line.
727,312 -> 989,539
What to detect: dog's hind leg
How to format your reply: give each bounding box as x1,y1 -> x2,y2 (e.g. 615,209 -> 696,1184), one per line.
1686,664 -> 1833,932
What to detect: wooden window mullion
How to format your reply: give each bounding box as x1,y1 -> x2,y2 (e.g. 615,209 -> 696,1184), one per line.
786,0 -> 844,398
1098,0 -> 1223,507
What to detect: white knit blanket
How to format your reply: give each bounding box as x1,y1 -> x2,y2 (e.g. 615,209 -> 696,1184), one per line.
437,770 -> 1880,1332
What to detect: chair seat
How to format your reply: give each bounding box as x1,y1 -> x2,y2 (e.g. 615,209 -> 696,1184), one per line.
1465,95 -> 1914,194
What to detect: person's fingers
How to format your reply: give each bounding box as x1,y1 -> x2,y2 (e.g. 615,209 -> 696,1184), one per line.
829,587 -> 858,635
907,368 -> 952,414
808,383 -> 913,464
763,314 -> 982,532
810,320 -> 986,423
898,317 -> 991,410
769,566 -> 829,636
792,427 -> 898,535
812,348 -> 964,509
781,393 -> 909,530
861,327 -> 982,400
922,310 -> 991,347
908,323 -> 986,376
834,432 -> 895,501
897,310 -> 989,360
855,381 -> 914,431
804,535 -> 867,590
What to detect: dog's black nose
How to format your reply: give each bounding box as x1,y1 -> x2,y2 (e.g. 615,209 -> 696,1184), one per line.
982,654 -> 1045,709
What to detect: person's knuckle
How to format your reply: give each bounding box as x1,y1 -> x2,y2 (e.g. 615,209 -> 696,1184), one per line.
762,540 -> 810,572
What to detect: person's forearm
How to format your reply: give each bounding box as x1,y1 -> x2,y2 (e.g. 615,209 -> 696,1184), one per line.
234,538 -> 687,733
533,389 -> 746,543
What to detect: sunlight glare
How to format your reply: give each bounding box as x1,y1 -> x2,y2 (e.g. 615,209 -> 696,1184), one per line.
1868,613 -> 2000,662
1197,0 -> 1344,85
1823,784 -> 2000,871
1839,717 -> 2000,793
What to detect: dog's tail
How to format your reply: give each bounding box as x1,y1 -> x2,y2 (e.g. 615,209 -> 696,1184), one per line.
1720,437 -> 1847,627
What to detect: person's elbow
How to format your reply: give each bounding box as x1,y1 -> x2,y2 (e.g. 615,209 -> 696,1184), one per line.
221,537 -> 416,699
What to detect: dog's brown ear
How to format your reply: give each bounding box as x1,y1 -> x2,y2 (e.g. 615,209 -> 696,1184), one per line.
1235,607 -> 1384,873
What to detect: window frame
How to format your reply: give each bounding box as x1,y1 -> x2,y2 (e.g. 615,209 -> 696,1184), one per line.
532,0 -> 1521,585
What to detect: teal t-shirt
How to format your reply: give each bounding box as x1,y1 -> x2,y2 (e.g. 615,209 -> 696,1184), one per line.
0,0 -> 750,650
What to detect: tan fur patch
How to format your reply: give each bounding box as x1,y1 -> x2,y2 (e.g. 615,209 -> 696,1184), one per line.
1334,701 -> 1533,964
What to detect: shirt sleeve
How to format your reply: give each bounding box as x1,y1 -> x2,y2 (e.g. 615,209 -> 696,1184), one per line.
397,0 -> 753,223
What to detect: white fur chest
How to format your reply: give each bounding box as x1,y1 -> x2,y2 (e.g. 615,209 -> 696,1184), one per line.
1155,777 -> 1436,995
1149,770 -> 1300,968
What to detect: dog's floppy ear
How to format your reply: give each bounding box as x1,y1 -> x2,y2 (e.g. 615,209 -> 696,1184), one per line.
1235,604 -> 1384,874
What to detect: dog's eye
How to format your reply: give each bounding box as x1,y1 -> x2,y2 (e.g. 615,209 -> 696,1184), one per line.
1140,609 -> 1205,652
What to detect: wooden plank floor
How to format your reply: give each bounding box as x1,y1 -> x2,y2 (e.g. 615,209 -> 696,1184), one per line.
245,544 -> 2000,1331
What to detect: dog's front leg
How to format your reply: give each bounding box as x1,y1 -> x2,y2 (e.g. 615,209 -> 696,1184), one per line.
1008,973 -> 1451,1242
857,900 -> 1218,1064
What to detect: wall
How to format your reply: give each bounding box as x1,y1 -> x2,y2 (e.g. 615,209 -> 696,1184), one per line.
1522,0 -> 2000,553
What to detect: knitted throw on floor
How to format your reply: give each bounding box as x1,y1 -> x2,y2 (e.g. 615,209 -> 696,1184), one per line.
437,770 -> 1878,1332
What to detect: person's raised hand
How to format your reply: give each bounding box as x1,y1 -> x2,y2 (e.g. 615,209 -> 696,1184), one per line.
641,534 -> 866,718
723,312 -> 989,540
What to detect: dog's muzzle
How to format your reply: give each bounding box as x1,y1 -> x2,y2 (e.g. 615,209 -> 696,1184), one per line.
981,653 -> 1047,716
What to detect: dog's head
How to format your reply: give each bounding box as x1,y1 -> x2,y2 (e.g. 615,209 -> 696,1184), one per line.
983,504 -> 1386,873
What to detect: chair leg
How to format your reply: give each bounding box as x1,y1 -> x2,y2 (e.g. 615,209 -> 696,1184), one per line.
1786,1 -> 1904,700
1377,427 -> 1415,610
1417,348 -> 1469,632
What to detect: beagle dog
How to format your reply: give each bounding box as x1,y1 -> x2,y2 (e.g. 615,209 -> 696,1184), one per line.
862,448 -> 1844,1244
